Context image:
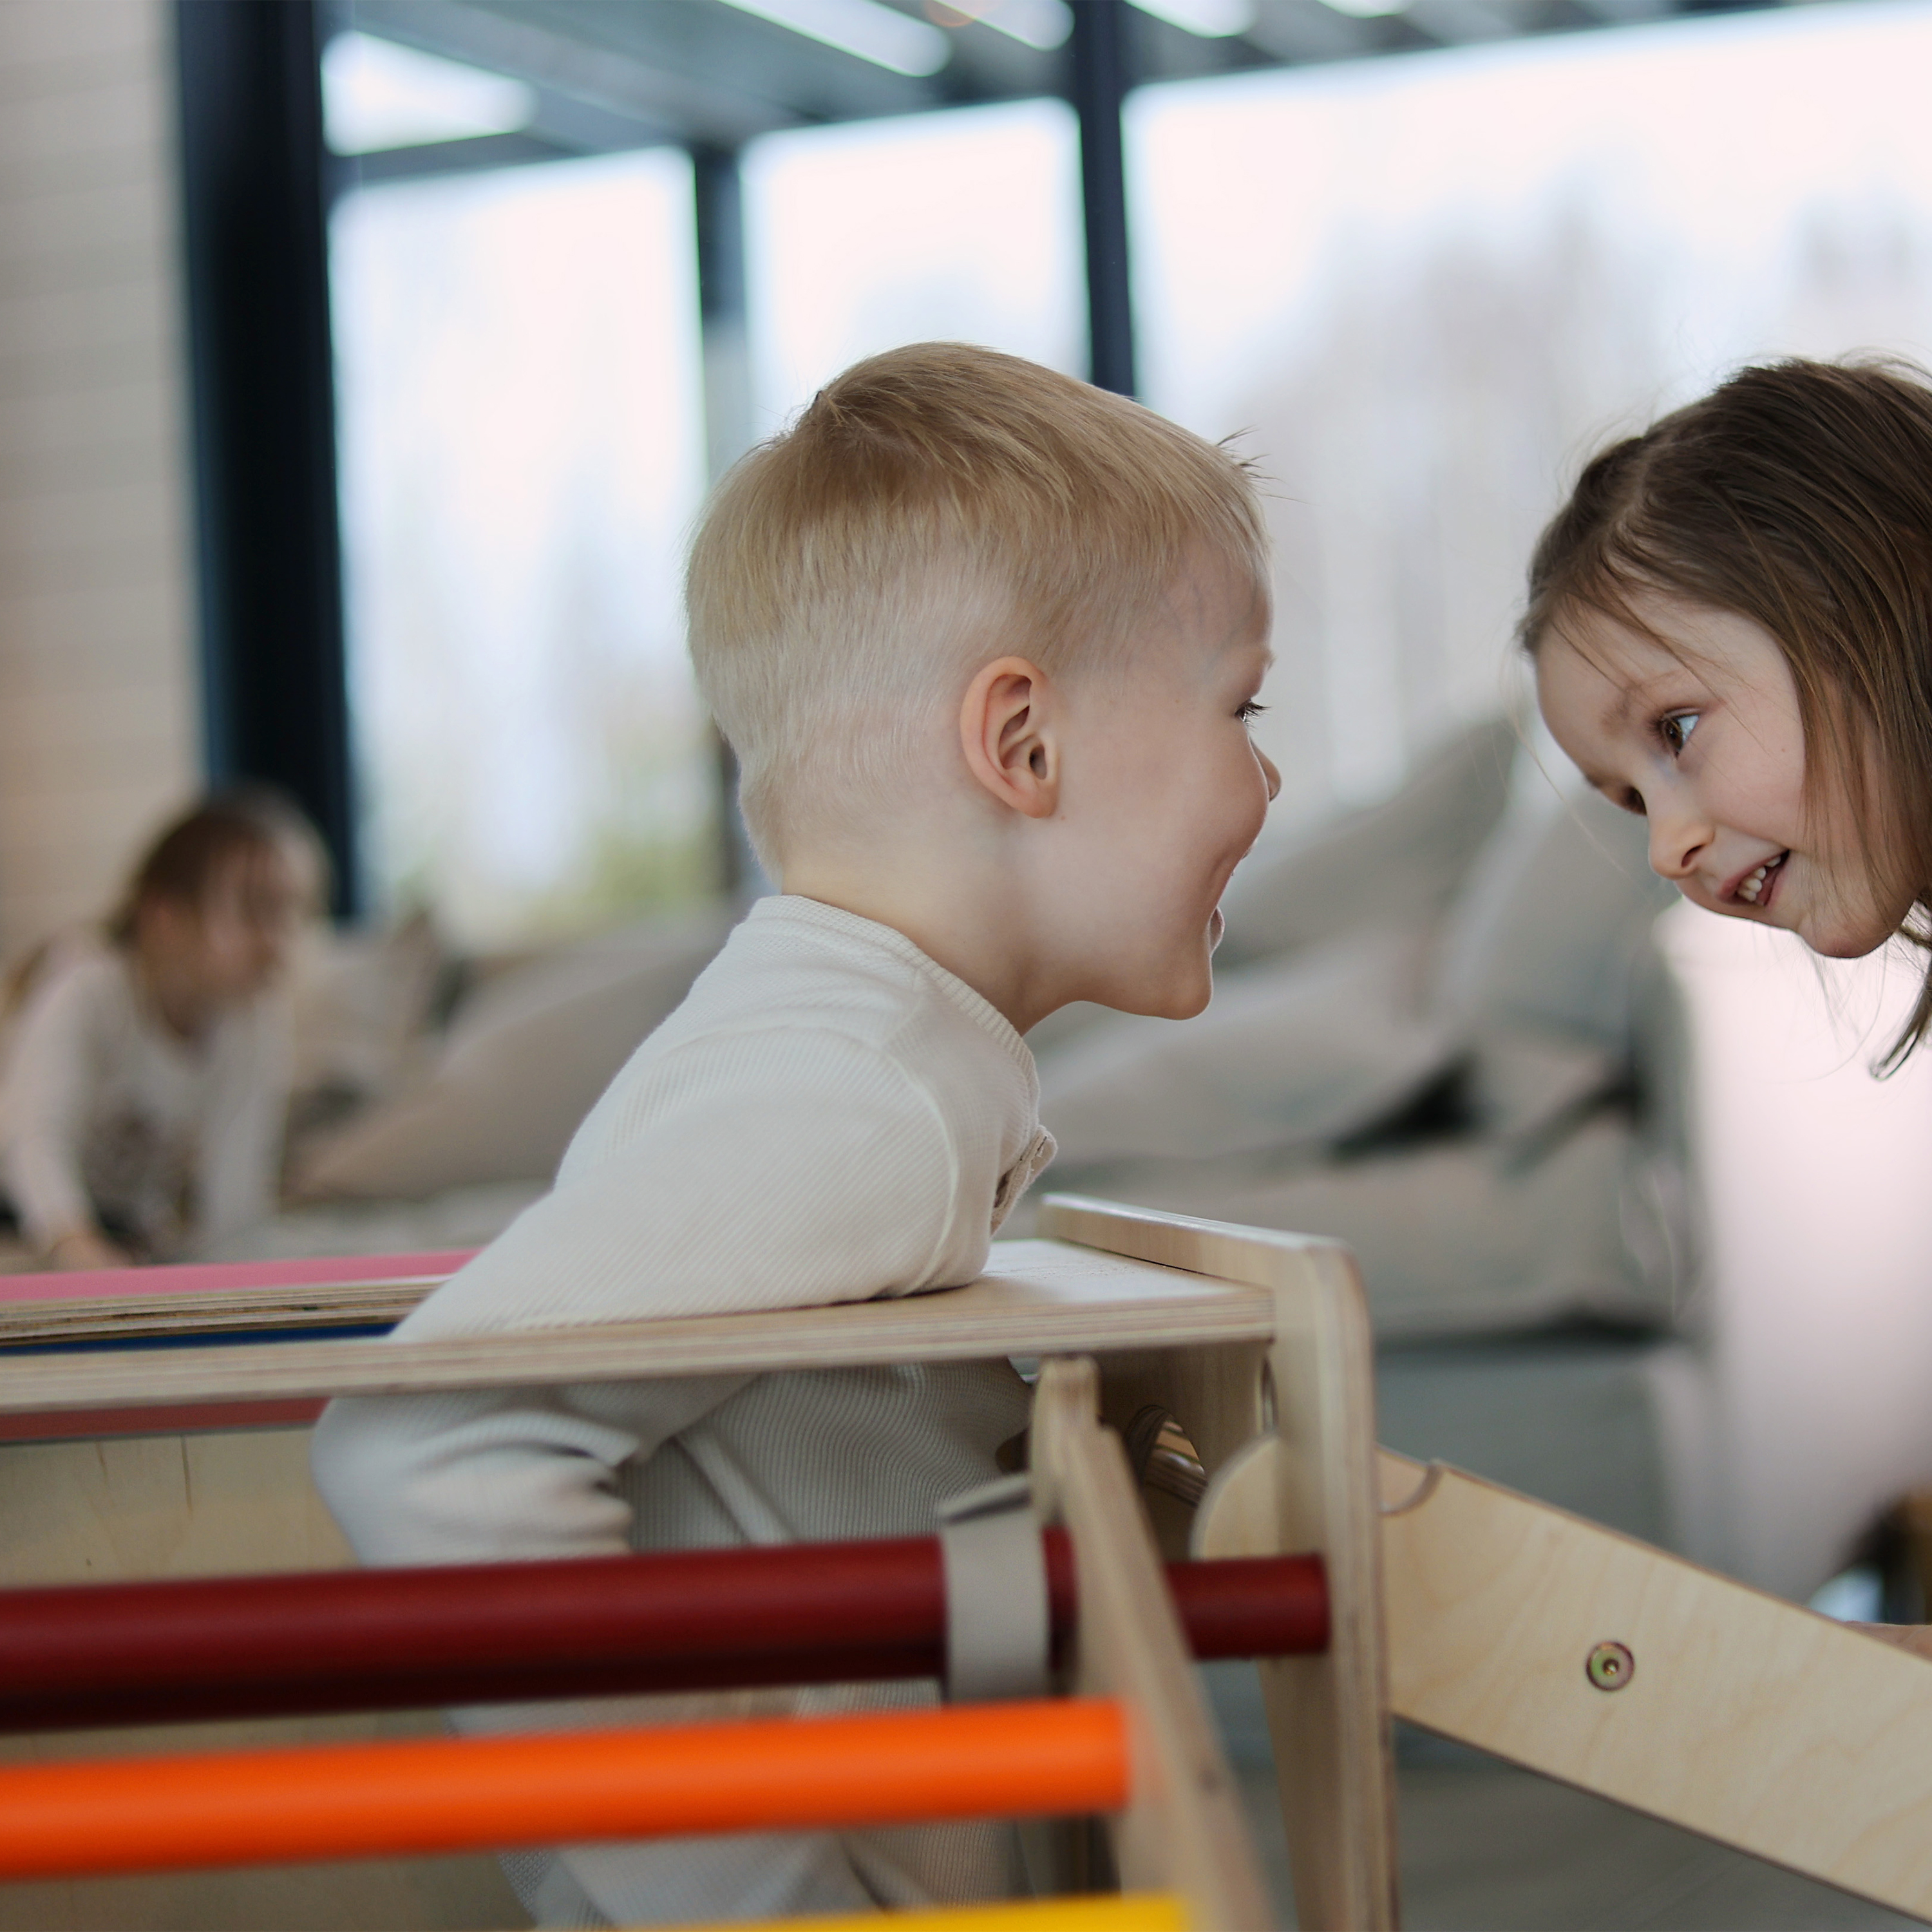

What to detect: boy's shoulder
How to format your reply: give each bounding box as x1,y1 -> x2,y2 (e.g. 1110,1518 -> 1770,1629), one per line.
662,895 -> 1028,1067
550,895 -> 1038,1190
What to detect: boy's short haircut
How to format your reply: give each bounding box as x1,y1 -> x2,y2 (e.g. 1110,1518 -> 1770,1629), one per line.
687,342 -> 1269,869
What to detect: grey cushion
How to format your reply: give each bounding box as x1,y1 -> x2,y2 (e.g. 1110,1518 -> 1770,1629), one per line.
290,911 -> 739,1199
1037,928 -> 1446,1168
1032,1116 -> 1694,1340
1376,1331 -> 1711,1552
1435,785 -> 1677,1055
1214,715 -> 1518,967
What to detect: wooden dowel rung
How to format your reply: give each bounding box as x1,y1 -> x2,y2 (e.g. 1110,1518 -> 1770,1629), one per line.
0,1699 -> 1128,1879
0,1532 -> 1327,1732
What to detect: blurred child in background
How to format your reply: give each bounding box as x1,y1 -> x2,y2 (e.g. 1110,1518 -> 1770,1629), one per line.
0,790 -> 323,1268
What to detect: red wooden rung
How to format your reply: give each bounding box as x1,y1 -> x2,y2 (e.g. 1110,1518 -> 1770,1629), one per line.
0,1531 -> 1327,1732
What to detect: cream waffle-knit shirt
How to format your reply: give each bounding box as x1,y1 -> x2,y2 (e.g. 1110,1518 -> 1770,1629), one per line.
312,895 -> 1056,1929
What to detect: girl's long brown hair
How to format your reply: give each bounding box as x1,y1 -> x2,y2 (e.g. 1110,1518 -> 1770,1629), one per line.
1,789 -> 323,1023
1520,358 -> 1932,1068
104,788 -> 323,948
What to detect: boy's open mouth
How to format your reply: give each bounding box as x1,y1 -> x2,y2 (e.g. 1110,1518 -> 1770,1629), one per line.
1736,852 -> 1787,907
1209,907 -> 1225,951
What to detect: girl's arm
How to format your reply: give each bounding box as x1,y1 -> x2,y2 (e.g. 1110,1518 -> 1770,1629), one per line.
194,996 -> 291,1246
0,961 -> 126,1266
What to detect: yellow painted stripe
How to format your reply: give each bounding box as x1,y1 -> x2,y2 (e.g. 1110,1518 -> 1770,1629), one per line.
650,1893 -> 1189,1932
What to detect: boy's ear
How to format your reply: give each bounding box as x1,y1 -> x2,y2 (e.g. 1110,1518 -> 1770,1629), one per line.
960,657 -> 1058,820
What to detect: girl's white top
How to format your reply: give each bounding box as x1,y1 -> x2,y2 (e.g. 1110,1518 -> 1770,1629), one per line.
312,894 -> 1056,1926
0,936 -> 289,1255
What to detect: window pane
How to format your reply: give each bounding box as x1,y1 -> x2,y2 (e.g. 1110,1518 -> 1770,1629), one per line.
332,151 -> 709,945
1130,3 -> 1932,822
743,98 -> 1086,428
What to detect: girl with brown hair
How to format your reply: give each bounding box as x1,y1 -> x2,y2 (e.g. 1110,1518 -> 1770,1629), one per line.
0,790 -> 323,1268
1528,357 -> 1932,1066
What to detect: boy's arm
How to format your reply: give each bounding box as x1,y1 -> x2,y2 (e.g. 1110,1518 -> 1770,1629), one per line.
312,1375 -> 751,1567
314,1027 -> 972,1566
310,1027 -> 1003,1925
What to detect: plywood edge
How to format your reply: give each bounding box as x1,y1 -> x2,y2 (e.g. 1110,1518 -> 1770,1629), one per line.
0,1278 -> 1277,1417
1031,1358 -> 1273,1932
1036,1196 -> 1352,1293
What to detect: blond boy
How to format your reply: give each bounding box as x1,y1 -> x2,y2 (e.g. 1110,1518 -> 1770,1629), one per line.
312,343 -> 1280,1926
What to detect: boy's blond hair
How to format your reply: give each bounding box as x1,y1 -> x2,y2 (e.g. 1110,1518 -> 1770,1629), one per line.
687,343 -> 1267,869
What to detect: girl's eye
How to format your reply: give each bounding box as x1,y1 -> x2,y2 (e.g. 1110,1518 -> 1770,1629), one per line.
1658,710 -> 1700,755
1236,701 -> 1268,725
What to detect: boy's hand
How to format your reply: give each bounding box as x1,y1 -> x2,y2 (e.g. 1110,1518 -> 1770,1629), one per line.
1853,1622 -> 1932,1662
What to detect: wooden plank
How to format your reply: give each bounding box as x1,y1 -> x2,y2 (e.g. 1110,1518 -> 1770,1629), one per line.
0,1284 -> 425,1347
0,1432 -> 516,1930
1030,1358 -> 1271,1932
1379,1448 -> 1932,1922
1043,1197 -> 1398,1932
0,1240 -> 1275,1416
0,1429 -> 352,1589
0,1250 -> 473,1351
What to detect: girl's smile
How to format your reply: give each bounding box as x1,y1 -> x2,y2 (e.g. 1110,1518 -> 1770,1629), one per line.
1535,596 -> 1911,960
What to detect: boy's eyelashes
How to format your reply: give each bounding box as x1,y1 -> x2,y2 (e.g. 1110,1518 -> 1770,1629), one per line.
1236,700 -> 1267,724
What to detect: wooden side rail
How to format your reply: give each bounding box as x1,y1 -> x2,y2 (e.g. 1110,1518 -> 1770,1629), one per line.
0,1534 -> 1327,1732
1379,1450 -> 1932,1924
1032,1358 -> 1274,1932
0,1234 -> 1276,1420
0,1700 -> 1126,1880
1037,1197 -> 1398,1932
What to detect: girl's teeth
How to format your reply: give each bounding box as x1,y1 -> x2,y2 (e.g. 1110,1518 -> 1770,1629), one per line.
1739,855 -> 1785,904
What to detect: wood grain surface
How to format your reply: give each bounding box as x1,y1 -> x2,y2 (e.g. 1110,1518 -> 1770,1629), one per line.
1030,1358 -> 1272,1932
1381,1448 -> 1932,1922
0,1235 -> 1275,1417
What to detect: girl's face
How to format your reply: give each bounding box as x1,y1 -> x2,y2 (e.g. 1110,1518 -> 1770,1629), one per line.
194,846 -> 308,999
1535,594 -> 1911,959
142,843 -> 310,1013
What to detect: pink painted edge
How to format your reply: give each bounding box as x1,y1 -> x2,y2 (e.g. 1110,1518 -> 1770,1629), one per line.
0,1249 -> 478,1305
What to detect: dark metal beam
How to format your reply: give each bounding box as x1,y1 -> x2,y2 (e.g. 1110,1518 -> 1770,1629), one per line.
175,0 -> 359,914
1070,0 -> 1137,397
692,144 -> 765,898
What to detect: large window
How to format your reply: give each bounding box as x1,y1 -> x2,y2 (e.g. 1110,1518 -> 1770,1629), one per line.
330,151 -> 709,945
1130,0 -> 1932,826
743,99 -> 1086,428
328,93 -> 1082,942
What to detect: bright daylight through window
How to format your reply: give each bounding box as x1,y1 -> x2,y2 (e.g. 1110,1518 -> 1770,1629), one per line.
1131,0 -> 1932,827
327,0 -> 1932,934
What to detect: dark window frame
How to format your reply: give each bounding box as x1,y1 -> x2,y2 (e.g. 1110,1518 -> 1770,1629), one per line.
175,0 -> 359,916
174,1 -> 1144,920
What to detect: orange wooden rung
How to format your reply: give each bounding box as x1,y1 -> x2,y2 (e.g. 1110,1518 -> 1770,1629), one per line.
0,1698 -> 1128,1880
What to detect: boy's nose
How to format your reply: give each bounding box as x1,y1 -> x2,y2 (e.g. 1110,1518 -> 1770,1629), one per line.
1258,748 -> 1282,802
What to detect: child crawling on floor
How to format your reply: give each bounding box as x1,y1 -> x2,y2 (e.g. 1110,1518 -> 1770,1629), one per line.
311,343 -> 1281,1927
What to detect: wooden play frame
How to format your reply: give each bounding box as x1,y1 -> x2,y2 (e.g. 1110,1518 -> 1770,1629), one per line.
1,1194 -> 1931,1927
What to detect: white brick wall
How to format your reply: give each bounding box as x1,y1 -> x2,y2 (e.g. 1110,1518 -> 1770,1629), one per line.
0,0 -> 197,952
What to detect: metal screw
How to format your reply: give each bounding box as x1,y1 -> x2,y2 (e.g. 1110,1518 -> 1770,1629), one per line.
1586,1641 -> 1634,1691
